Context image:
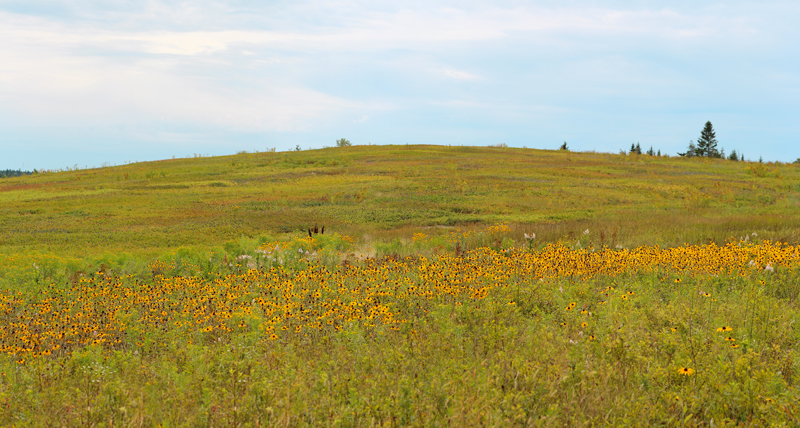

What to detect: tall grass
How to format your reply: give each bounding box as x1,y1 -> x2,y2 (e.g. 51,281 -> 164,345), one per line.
2,146 -> 799,425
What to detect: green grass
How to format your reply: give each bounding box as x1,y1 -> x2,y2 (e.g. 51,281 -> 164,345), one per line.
1,145 -> 800,426
2,261 -> 800,426
2,146 -> 799,260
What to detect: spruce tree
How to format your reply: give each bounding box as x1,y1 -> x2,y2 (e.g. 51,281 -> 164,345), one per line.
696,121 -> 719,157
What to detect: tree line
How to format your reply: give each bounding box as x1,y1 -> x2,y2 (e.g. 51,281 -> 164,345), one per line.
620,121 -> 746,161
0,169 -> 33,178
678,121 -> 744,161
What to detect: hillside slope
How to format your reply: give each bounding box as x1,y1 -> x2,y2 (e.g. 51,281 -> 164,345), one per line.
1,145 -> 799,257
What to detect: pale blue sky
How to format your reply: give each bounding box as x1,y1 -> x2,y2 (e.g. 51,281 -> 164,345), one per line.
1,1 -> 798,170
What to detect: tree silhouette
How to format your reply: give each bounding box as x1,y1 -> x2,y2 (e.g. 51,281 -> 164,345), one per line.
680,121 -> 720,158
696,121 -> 720,158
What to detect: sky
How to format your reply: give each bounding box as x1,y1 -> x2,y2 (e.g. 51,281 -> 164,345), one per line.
1,0 -> 799,170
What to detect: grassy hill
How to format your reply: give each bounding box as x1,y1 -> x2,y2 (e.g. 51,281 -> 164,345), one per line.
2,145 -> 799,260
3,145 -> 800,426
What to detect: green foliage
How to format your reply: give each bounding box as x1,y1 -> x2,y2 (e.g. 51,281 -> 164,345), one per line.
560,141 -> 568,150
0,169 -> 33,178
1,145 -> 799,272
335,138 -> 352,147
682,121 -> 724,158
3,262 -> 800,425
697,121 -> 720,157
2,135 -> 800,424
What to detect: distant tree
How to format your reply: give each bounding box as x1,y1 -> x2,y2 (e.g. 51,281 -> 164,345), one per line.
728,149 -> 739,161
794,158 -> 800,164
646,146 -> 655,156
295,145 -> 302,151
336,138 -> 352,147
695,121 -> 720,157
559,142 -> 569,151
657,149 -> 661,156
678,141 -> 697,157
680,121 -> 721,158
0,169 -> 33,179
740,153 -> 745,162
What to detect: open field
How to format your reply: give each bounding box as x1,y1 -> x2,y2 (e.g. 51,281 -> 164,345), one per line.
2,145 -> 799,259
2,146 -> 800,426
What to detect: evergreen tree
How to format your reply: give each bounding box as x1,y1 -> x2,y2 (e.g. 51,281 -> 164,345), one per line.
559,142 -> 568,150
0,169 -> 33,178
635,143 -> 642,154
696,121 -> 719,157
646,146 -> 655,156
630,143 -> 636,154
679,141 -> 697,157
657,149 -> 661,156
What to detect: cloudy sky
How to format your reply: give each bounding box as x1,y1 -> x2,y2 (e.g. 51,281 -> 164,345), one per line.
1,1 -> 798,170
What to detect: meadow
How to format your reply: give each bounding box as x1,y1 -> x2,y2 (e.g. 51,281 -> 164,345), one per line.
1,145 -> 800,426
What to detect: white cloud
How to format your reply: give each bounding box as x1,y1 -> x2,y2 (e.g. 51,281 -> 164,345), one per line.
442,69 -> 478,80
0,1 -> 798,168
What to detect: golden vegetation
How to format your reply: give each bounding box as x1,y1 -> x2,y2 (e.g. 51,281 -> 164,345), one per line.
2,146 -> 800,425
3,235 -> 797,363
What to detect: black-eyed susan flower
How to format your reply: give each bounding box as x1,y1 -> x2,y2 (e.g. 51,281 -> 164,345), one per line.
716,326 -> 733,332
678,367 -> 694,376
724,337 -> 735,342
